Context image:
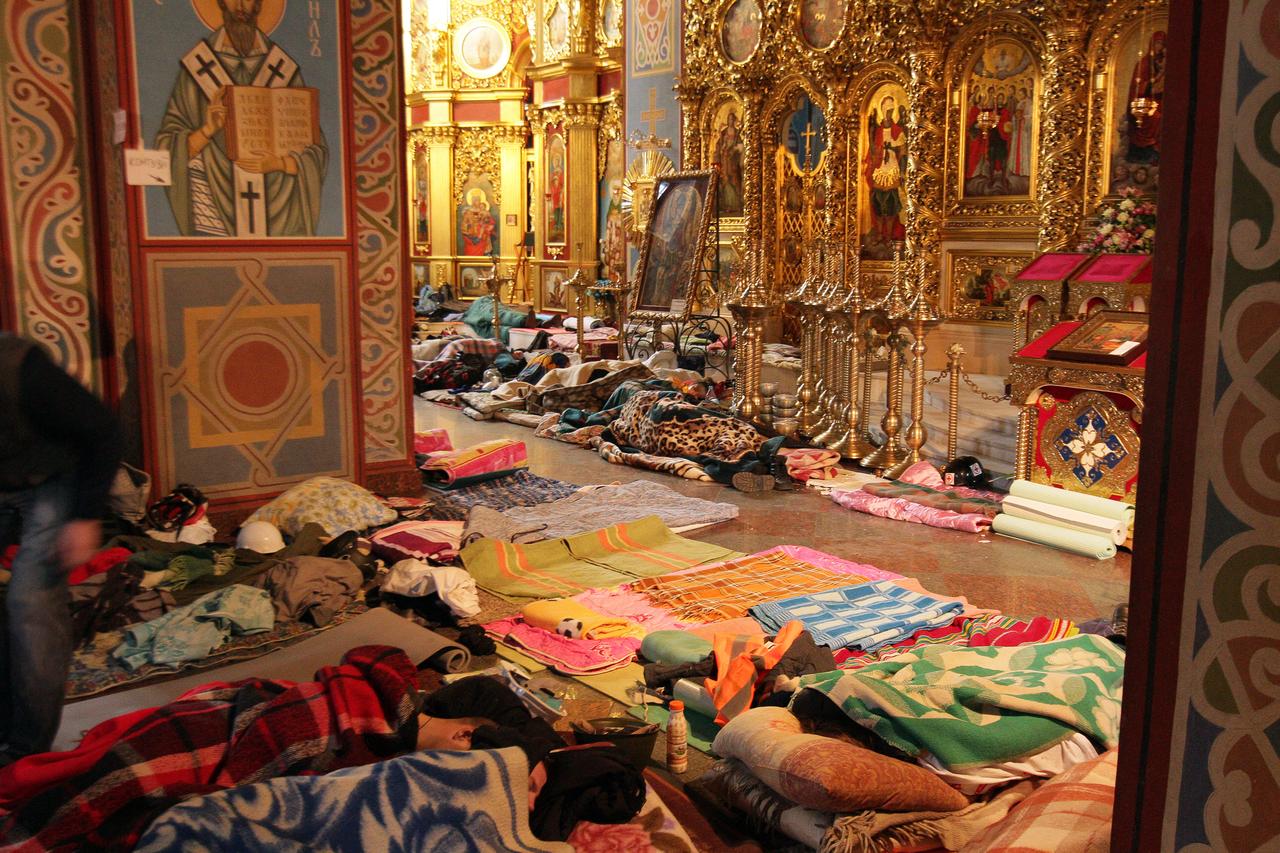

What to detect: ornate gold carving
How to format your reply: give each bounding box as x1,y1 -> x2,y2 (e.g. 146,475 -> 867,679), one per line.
906,45 -> 946,296
454,128 -> 503,205
622,149 -> 677,240
409,126 -> 461,145
597,98 -> 623,179
1036,14 -> 1089,250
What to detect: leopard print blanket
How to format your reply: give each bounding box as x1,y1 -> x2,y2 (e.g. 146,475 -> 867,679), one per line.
606,389 -> 766,463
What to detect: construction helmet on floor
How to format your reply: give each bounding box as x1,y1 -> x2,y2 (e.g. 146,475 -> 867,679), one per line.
236,520 -> 285,553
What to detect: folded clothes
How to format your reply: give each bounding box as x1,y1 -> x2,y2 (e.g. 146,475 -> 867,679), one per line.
522,598 -> 644,640
370,519 -> 465,562
420,439 -> 529,489
485,616 -> 639,675
751,579 -> 965,652
381,559 -> 481,619
111,584 -> 274,671
777,447 -> 842,482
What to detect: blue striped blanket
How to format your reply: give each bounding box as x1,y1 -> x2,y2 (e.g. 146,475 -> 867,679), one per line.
750,580 -> 964,651
135,747 -> 570,853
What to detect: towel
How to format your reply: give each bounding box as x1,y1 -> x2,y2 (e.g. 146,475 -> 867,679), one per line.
522,598 -> 644,640
421,439 -> 529,489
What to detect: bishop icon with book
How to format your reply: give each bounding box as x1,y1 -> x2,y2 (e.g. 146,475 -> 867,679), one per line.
156,0 -> 329,237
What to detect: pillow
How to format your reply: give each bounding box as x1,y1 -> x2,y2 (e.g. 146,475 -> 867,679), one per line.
640,630 -> 714,665
246,477 -> 398,537
370,520 -> 466,563
958,750 -> 1117,852
712,706 -> 968,814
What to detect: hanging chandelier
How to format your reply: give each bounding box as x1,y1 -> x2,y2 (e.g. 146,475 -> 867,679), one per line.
1129,2 -> 1160,129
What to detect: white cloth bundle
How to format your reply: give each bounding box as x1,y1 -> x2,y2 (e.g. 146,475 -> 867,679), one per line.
1007,479 -> 1133,530
1000,495 -> 1128,545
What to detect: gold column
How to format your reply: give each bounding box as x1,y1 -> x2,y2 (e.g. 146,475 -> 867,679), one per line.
905,42 -> 946,291
422,126 -> 457,286
946,342 -> 964,462
1015,403 -> 1038,480
564,103 -> 604,273
1036,16 -> 1090,251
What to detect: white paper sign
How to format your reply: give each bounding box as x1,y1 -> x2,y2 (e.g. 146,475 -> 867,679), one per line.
1109,340 -> 1140,356
124,149 -> 171,186
112,109 -> 127,145
669,298 -> 687,315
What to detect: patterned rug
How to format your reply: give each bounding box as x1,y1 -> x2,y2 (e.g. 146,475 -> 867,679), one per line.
66,600 -> 370,699
427,469 -> 581,521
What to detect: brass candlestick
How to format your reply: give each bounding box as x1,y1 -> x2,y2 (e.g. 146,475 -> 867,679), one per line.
814,246 -> 851,449
856,326 -> 878,451
945,342 -> 965,462
566,267 -> 594,355
886,258 -> 942,479
803,248 -> 834,439
860,243 -> 911,471
728,243 -> 770,422
481,256 -> 504,343
591,280 -> 633,358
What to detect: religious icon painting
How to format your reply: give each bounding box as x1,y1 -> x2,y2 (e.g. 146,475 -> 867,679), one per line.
128,0 -> 346,239
545,1 -> 571,57
545,126 -> 568,247
456,176 -> 500,257
798,0 -> 845,50
720,0 -> 762,64
781,92 -> 828,174
960,38 -> 1038,200
945,249 -> 1034,324
858,80 -> 909,260
706,97 -> 746,219
1106,14 -> 1167,197
541,267 -> 570,312
457,263 -> 492,299
410,139 -> 430,255
598,136 -> 626,282
455,18 -> 511,79
632,170 -> 718,320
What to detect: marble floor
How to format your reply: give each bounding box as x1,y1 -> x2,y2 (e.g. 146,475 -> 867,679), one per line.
417,397 -> 1131,624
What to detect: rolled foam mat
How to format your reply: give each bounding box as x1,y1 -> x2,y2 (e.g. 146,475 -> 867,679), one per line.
1007,480 -> 1133,526
1001,495 -> 1127,545
992,513 -> 1117,560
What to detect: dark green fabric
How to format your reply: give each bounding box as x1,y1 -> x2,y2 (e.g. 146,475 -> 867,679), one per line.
461,296 -> 529,344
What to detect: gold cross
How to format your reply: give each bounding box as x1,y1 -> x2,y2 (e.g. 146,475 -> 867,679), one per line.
641,87 -> 667,138
801,121 -> 817,164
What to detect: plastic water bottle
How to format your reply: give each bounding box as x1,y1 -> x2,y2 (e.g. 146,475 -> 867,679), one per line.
666,700 -> 688,773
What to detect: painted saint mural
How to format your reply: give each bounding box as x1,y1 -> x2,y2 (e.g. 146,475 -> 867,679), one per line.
545,130 -> 567,245
961,39 -> 1036,199
599,136 -> 626,281
637,175 -> 712,313
861,82 -> 908,259
710,100 -> 745,217
1109,22 -> 1166,195
137,0 -> 343,238
798,0 -> 844,49
457,177 -> 499,256
412,143 -> 430,253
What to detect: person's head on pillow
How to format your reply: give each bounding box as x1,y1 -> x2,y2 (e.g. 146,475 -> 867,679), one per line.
415,714 -> 495,750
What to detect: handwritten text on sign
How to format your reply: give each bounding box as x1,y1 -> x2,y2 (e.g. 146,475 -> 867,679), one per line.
124,149 -> 172,186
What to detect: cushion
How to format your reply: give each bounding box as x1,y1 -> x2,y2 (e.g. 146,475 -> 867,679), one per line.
959,750 -> 1117,852
640,630 -> 714,665
370,520 -> 466,563
246,477 -> 398,537
712,706 -> 968,814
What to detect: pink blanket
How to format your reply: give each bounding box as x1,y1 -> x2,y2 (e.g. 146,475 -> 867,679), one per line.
828,488 -> 993,533
484,616 -> 637,675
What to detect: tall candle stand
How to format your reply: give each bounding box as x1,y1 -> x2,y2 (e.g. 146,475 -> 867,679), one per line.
886,258 -> 942,479
566,266 -> 594,355
481,255 -> 504,343
855,326 -> 879,451
726,249 -> 770,423
788,246 -> 821,434
829,247 -> 874,459
591,280 -> 633,358
814,245 -> 851,449
860,243 -> 911,472
802,244 -> 835,439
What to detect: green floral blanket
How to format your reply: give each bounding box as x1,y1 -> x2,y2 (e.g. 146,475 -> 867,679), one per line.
793,635 -> 1124,770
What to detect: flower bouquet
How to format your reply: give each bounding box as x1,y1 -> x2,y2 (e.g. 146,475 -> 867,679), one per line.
1079,187 -> 1156,253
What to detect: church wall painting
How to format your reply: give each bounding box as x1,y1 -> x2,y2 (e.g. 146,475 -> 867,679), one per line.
456,175 -> 500,257
707,96 -> 745,219
545,126 -> 568,247
128,0 -> 347,239
858,80 -> 909,260
797,0 -> 845,51
720,0 -> 762,64
959,38 -> 1038,200
599,133 -> 626,281
632,0 -> 674,75
457,262 -> 491,299
454,18 -> 511,80
1106,14 -> 1167,197
943,247 -> 1034,324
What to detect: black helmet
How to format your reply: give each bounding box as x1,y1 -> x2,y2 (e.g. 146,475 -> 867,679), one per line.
943,456 -> 990,489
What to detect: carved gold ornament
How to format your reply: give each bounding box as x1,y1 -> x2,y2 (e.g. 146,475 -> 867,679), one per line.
622,149 -> 677,240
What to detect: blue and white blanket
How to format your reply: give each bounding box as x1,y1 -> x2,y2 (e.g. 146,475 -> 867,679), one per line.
750,579 -> 965,651
135,747 -> 570,853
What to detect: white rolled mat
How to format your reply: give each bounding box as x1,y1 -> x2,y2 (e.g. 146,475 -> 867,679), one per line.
1008,480 -> 1134,528
992,513 -> 1117,560
1001,495 -> 1127,545
673,678 -> 719,719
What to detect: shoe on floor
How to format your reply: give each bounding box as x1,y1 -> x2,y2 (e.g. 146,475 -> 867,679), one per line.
732,471 -> 775,493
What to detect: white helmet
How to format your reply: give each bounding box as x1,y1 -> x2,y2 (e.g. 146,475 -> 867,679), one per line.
236,520 -> 285,553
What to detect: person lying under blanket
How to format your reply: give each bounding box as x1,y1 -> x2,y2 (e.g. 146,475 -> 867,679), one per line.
0,645 -> 567,850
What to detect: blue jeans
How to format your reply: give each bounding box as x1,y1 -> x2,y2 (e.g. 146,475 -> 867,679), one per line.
0,474 -> 75,760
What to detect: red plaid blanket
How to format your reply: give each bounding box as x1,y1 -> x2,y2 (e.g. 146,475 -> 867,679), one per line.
0,645 -> 420,851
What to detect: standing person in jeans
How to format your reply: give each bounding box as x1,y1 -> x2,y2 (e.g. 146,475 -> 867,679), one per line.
0,334 -> 121,766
